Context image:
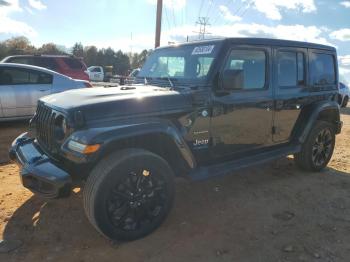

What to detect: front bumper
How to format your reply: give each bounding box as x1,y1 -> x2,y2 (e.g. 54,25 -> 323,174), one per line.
9,133 -> 72,199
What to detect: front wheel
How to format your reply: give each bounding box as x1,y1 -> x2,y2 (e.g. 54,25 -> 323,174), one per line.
294,121 -> 335,172
83,149 -> 175,241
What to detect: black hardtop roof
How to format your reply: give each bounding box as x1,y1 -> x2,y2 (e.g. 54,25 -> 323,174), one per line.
159,37 -> 336,52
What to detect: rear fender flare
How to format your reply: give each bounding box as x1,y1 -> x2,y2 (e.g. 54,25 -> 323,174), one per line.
297,101 -> 340,144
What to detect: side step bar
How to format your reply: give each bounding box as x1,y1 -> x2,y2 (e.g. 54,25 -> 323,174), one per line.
189,145 -> 301,181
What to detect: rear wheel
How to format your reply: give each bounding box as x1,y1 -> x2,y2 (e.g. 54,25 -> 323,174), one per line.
83,149 -> 175,241
294,121 -> 335,172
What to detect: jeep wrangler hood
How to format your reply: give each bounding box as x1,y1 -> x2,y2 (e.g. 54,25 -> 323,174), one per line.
40,85 -> 192,120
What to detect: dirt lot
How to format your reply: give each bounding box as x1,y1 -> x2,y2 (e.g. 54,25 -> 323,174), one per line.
1,109 -> 350,262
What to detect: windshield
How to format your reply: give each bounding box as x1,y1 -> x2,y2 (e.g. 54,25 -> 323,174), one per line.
138,43 -> 220,84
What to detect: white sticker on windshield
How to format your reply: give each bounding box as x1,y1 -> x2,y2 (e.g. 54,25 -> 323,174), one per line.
192,45 -> 215,55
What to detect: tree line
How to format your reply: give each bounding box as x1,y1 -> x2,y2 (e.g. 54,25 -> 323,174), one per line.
0,36 -> 151,75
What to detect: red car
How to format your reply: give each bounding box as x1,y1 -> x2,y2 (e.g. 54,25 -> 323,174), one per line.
1,55 -> 89,81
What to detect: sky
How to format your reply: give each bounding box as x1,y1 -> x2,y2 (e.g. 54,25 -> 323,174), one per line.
1,0 -> 350,83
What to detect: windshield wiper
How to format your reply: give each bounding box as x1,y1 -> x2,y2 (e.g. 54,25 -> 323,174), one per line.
166,76 -> 174,89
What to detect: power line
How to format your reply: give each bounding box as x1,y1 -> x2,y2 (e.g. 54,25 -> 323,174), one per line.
198,0 -> 205,18
193,17 -> 211,40
171,5 -> 177,28
223,0 -> 253,26
205,0 -> 215,19
164,6 -> 171,31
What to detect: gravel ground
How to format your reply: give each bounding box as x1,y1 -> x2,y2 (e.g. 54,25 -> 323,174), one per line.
0,108 -> 350,262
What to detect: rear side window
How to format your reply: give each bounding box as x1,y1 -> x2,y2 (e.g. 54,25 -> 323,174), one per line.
277,51 -> 305,87
6,57 -> 34,65
62,58 -> 85,70
310,53 -> 336,86
224,49 -> 266,90
0,67 -> 53,85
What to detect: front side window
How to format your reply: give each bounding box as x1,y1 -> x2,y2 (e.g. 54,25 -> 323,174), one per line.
0,67 -> 53,85
91,67 -> 101,73
224,49 -> 266,90
310,53 -> 336,86
278,51 -> 305,87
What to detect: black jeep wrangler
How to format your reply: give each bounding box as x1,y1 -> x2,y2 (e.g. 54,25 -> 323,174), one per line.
10,38 -> 342,241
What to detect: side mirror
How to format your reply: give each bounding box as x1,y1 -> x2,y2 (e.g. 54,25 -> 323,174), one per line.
222,69 -> 244,91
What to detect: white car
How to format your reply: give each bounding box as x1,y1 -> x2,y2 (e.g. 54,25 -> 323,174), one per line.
0,63 -> 92,121
339,82 -> 349,108
87,66 -> 104,82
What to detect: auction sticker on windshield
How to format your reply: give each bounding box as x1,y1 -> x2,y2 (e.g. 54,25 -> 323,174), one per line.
192,45 -> 215,55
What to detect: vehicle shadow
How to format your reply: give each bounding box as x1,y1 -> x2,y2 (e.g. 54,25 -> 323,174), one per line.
2,158 -> 350,261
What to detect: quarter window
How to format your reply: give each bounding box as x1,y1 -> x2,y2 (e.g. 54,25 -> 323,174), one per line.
224,49 -> 266,90
310,53 -> 336,86
277,51 -> 305,87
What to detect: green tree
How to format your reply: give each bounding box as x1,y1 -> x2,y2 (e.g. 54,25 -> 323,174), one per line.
84,46 -> 98,66
114,50 -> 130,75
4,36 -> 35,55
38,43 -> 64,55
72,42 -> 84,57
130,49 -> 150,69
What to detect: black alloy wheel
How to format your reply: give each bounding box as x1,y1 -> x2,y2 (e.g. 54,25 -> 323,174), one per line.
106,169 -> 167,232
311,129 -> 333,168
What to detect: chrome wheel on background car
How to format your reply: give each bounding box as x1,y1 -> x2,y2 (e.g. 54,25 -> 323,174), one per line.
83,149 -> 175,241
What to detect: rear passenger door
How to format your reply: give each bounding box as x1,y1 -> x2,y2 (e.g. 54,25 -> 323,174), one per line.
272,48 -> 309,143
0,67 -> 52,117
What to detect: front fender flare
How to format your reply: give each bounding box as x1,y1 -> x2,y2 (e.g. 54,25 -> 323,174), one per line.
66,120 -> 196,169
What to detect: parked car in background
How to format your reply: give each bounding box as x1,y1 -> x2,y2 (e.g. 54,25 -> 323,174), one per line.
0,63 -> 92,121
1,55 -> 89,81
107,69 -> 141,85
87,66 -> 104,82
339,82 -> 349,107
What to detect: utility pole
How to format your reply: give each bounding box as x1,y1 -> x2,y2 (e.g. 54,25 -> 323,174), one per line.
194,17 -> 211,40
155,0 -> 163,48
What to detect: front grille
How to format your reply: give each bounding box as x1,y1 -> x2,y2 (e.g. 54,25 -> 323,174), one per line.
35,103 -> 57,151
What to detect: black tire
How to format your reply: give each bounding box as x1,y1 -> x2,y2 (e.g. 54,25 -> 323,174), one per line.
342,96 -> 348,108
294,121 -> 335,172
83,149 -> 175,241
